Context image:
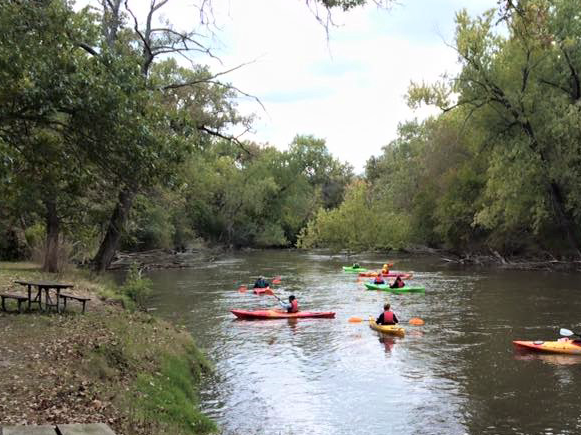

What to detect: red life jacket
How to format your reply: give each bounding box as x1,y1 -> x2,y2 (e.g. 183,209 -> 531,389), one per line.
383,310 -> 395,324
395,279 -> 405,288
289,299 -> 299,313
374,275 -> 385,284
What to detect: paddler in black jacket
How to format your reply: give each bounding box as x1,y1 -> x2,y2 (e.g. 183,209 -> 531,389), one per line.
253,276 -> 270,288
376,303 -> 399,325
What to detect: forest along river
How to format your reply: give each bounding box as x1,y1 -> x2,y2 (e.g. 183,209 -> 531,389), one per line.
143,250 -> 581,435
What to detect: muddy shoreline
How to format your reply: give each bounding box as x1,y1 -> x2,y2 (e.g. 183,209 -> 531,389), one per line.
106,246 -> 581,272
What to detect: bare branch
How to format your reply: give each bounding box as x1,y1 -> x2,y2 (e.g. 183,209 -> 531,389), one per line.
162,61 -> 254,90
198,126 -> 252,155
75,41 -> 99,57
539,78 -> 571,95
124,0 -> 153,75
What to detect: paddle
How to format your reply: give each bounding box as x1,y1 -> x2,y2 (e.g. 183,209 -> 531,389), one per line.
348,316 -> 424,325
559,328 -> 580,337
263,288 -> 283,303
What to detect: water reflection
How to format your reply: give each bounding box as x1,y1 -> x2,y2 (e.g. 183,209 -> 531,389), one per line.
377,335 -> 396,353
513,350 -> 581,366
143,251 -> 581,435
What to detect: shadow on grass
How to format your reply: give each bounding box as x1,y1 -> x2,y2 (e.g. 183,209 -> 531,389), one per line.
0,262 -> 42,272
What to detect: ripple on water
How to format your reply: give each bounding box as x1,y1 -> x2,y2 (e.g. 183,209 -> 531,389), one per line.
144,252 -> 581,435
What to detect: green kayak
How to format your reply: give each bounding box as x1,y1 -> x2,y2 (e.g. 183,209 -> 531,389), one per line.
343,266 -> 367,273
364,282 -> 425,293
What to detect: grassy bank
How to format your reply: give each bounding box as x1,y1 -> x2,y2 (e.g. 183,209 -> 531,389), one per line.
0,262 -> 217,435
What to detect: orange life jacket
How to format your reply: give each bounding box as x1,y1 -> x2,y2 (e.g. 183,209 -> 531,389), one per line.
289,299 -> 299,313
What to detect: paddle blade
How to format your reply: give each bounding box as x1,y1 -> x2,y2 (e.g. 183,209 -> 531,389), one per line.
560,328 -> 574,337
238,285 -> 247,293
264,288 -> 275,296
272,277 -> 281,284
348,317 -> 363,323
409,317 -> 424,326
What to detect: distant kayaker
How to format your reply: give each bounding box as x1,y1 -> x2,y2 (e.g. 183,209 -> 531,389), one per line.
352,262 -> 361,269
390,276 -> 405,288
376,303 -> 399,325
381,263 -> 390,274
373,274 -> 385,284
279,295 -> 299,313
253,276 -> 270,289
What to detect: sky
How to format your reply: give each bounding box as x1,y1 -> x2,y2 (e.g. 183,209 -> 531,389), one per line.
80,0 -> 498,172
197,0 -> 499,172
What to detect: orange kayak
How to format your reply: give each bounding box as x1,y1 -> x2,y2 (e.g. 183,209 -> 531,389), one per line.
253,287 -> 269,295
231,309 -> 335,320
513,338 -> 581,355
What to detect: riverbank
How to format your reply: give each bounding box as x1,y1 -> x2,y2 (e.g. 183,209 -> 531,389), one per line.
0,263 -> 216,435
336,245 -> 581,272
106,245 -> 581,274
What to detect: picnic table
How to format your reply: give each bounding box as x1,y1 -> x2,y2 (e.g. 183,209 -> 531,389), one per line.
13,280 -> 74,313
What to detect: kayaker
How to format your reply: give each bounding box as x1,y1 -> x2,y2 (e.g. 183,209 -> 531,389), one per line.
279,295 -> 299,313
376,303 -> 399,325
253,276 -> 270,289
373,274 -> 385,284
381,263 -> 390,274
352,262 -> 360,269
389,276 -> 405,288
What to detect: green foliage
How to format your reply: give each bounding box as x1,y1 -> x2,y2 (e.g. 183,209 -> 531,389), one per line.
297,180 -> 412,251
120,263 -> 152,309
132,345 -> 216,434
298,0 -> 581,257
23,223 -> 45,255
122,194 -> 175,251
174,136 -> 351,249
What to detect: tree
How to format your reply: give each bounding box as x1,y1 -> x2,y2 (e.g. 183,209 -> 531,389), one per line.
88,0 -> 249,270
409,1 -> 581,257
0,0 -> 108,271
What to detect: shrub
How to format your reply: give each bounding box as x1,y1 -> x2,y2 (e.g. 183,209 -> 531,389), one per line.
120,263 -> 152,309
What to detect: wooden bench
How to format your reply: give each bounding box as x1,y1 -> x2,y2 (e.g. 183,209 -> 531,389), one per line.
58,294 -> 91,314
0,293 -> 29,313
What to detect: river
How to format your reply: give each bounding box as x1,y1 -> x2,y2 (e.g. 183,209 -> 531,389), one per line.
144,250 -> 581,435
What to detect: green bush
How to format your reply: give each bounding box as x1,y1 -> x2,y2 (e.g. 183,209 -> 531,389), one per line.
120,263 -> 152,309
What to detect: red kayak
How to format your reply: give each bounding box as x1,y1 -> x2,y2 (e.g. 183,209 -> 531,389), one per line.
231,309 -> 336,320
253,287 -> 269,295
358,271 -> 413,279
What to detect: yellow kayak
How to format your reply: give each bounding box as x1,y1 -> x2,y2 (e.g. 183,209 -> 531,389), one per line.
369,317 -> 405,337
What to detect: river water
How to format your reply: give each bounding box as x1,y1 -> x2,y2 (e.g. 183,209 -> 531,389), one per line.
144,250 -> 581,435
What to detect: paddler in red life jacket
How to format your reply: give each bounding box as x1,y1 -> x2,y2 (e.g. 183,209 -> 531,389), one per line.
376,303 -> 399,325
389,276 -> 405,288
279,295 -> 299,313
373,274 -> 385,284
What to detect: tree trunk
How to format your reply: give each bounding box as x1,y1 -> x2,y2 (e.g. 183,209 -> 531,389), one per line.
548,181 -> 581,258
43,198 -> 60,273
93,188 -> 135,272
521,122 -> 581,258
